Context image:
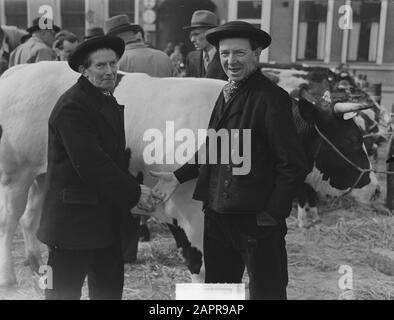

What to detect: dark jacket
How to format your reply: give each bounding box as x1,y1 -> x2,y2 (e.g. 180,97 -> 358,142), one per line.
37,76 -> 141,250
185,50 -> 227,80
175,70 -> 308,222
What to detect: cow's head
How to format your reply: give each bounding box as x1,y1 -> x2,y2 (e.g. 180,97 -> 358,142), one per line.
297,87 -> 372,190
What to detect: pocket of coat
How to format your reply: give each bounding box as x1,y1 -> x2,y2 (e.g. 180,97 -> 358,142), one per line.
62,189 -> 99,205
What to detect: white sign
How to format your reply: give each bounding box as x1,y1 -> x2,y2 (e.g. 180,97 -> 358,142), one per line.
176,283 -> 245,300
143,0 -> 157,9
143,9 -> 156,24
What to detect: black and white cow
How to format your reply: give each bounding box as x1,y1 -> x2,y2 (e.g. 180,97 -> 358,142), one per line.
0,61 -> 378,286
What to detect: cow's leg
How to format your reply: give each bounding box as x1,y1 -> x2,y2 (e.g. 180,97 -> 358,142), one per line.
296,184 -> 309,228
19,174 -> 46,274
306,184 -> 320,224
0,174 -> 32,286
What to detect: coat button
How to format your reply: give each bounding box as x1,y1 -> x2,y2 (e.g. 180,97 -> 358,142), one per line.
222,192 -> 229,199
224,180 -> 230,187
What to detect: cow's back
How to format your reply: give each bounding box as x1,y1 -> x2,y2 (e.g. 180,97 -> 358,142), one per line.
0,61 -> 77,176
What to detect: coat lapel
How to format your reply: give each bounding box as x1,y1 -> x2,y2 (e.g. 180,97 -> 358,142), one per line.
77,76 -> 121,138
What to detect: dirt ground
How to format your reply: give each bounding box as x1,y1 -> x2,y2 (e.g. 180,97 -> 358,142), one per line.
1,147 -> 394,300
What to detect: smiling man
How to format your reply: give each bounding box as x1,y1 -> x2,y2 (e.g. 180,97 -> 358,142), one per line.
151,21 -> 308,300
37,35 -> 155,300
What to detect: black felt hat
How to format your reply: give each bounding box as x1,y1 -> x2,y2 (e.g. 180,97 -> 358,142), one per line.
68,35 -> 125,72
206,21 -> 271,49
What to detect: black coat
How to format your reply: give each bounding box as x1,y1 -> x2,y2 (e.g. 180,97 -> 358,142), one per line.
185,50 -> 227,80
175,70 -> 308,223
37,76 -> 141,250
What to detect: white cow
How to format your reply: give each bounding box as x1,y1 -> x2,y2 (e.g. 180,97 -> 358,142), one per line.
0,61 -> 379,286
0,61 -> 224,286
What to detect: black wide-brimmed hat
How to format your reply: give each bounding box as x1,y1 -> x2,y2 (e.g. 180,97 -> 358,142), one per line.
27,17 -> 61,34
183,10 -> 218,30
206,21 -> 271,49
68,35 -> 125,72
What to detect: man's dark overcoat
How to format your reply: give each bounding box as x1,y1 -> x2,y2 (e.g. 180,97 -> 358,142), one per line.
37,75 -> 141,249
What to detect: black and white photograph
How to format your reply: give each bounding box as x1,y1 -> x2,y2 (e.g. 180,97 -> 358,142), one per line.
0,0 -> 393,303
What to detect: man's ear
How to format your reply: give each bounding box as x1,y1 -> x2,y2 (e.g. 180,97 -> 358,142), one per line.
254,47 -> 262,58
78,65 -> 87,77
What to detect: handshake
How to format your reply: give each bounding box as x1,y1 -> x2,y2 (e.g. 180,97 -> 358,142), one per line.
135,171 -> 180,212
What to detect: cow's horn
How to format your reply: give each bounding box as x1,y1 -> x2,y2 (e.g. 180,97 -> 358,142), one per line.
333,102 -> 371,114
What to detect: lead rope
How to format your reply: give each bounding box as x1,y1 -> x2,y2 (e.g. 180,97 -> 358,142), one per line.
313,124 -> 394,198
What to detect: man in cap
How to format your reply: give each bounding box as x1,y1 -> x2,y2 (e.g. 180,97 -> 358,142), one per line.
105,15 -> 172,77
9,17 -> 59,66
84,27 -> 105,40
0,25 -> 28,75
183,10 -> 227,80
37,35 -> 156,300
151,21 -> 308,299
104,14 -> 173,262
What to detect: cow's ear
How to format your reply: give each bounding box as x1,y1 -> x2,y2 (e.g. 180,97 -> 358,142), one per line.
298,97 -> 317,124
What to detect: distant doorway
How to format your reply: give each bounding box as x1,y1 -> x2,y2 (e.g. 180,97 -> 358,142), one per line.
157,0 -> 217,53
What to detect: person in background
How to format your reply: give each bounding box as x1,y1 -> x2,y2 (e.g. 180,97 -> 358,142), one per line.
105,15 -> 173,77
9,17 -> 59,67
183,10 -> 227,80
84,27 -> 105,40
53,31 -> 78,61
170,44 -> 185,77
0,25 -> 29,75
163,42 -> 174,56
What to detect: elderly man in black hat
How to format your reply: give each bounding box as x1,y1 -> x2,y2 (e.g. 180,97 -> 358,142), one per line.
183,10 -> 227,80
37,35 -> 155,300
9,17 -> 59,66
151,21 -> 308,299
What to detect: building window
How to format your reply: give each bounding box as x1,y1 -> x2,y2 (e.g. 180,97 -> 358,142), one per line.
4,0 -> 27,29
347,0 -> 381,62
229,0 -> 264,27
297,0 -> 328,61
61,0 -> 85,39
109,0 -> 135,23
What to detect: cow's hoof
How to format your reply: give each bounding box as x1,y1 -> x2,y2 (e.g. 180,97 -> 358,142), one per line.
139,225 -> 150,242
23,254 -> 41,274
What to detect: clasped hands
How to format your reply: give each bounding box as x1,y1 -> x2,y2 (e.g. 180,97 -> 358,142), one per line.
136,171 -> 180,212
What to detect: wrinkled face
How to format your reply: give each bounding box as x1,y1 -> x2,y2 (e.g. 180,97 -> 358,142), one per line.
219,38 -> 261,81
189,28 -> 210,51
81,49 -> 118,91
58,40 -> 78,61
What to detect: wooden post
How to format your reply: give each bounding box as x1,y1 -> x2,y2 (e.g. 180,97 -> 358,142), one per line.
386,133 -> 394,211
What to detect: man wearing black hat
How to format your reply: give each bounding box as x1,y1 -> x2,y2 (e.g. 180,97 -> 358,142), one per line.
183,10 -> 227,80
151,21 -> 308,299
37,35 -> 155,300
9,17 -> 59,67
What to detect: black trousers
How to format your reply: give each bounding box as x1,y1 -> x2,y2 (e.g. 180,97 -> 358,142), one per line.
203,208 -> 288,300
44,243 -> 124,300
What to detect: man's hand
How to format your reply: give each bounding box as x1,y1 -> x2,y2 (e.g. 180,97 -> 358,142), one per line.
150,171 -> 180,202
137,184 -> 155,212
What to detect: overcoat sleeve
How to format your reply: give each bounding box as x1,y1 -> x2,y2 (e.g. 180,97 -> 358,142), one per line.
53,101 -> 141,211
264,93 -> 309,222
